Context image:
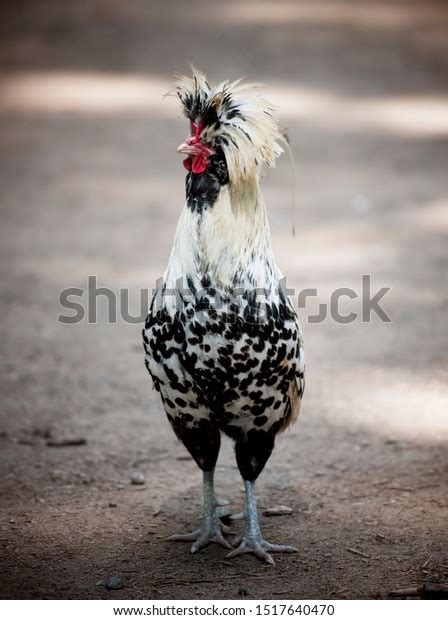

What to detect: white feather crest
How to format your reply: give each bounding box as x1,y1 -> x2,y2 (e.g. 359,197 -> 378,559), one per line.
174,67 -> 285,184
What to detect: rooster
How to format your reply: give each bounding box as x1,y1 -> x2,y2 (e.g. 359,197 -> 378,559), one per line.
143,69 -> 305,565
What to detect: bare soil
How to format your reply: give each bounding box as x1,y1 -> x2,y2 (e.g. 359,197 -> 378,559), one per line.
0,0 -> 447,600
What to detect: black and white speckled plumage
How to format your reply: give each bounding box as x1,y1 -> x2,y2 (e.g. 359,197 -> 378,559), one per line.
144,284 -> 304,476
143,69 -> 305,563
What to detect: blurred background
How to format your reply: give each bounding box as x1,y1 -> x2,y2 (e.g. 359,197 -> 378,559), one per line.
1,0 -> 447,600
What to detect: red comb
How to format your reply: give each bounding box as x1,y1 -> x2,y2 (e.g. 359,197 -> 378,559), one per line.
183,120 -> 207,173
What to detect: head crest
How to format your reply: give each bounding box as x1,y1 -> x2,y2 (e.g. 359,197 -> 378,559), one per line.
174,68 -> 285,184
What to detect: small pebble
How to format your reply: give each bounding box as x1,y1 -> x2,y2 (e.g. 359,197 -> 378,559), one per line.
105,576 -> 124,590
131,472 -> 145,485
108,501 -> 117,508
263,505 -> 293,516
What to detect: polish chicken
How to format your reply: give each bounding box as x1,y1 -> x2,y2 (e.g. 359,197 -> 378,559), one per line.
143,69 -> 305,565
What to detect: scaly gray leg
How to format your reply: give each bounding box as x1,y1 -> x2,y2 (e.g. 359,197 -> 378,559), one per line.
168,470 -> 232,553
228,480 -> 297,565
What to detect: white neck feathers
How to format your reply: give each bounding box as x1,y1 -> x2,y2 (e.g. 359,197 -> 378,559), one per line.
165,181 -> 277,292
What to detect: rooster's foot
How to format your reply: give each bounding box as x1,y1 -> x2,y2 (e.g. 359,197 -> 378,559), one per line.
168,471 -> 232,553
168,519 -> 232,553
227,536 -> 296,566
229,479 -> 297,565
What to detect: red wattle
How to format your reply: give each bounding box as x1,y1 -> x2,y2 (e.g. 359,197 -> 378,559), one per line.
191,155 -> 207,174
183,157 -> 192,171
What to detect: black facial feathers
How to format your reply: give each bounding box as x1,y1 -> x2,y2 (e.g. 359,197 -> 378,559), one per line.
186,147 -> 229,214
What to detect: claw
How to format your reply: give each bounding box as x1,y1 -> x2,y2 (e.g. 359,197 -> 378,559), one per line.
227,537 -> 297,566
169,519 -> 232,553
191,529 -> 232,553
167,530 -> 201,542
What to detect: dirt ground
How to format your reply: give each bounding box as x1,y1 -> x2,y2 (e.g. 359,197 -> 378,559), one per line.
1,0 -> 447,600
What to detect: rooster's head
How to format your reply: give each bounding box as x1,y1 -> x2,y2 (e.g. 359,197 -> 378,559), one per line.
174,68 -> 285,187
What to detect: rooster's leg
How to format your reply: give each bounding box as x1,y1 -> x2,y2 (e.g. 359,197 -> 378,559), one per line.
168,470 -> 232,553
228,480 -> 297,566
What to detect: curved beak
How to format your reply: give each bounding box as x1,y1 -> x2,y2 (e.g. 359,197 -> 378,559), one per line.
176,141 -> 200,155
177,141 -> 216,157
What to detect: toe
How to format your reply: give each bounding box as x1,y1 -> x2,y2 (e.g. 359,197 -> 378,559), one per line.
190,539 -> 205,553
190,528 -> 232,553
191,530 -> 213,553
214,532 -> 233,550
169,520 -> 232,553
264,543 -> 297,554
167,530 -> 201,542
226,540 -> 248,558
253,542 -> 275,566
226,536 -> 294,565
227,539 -> 275,565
